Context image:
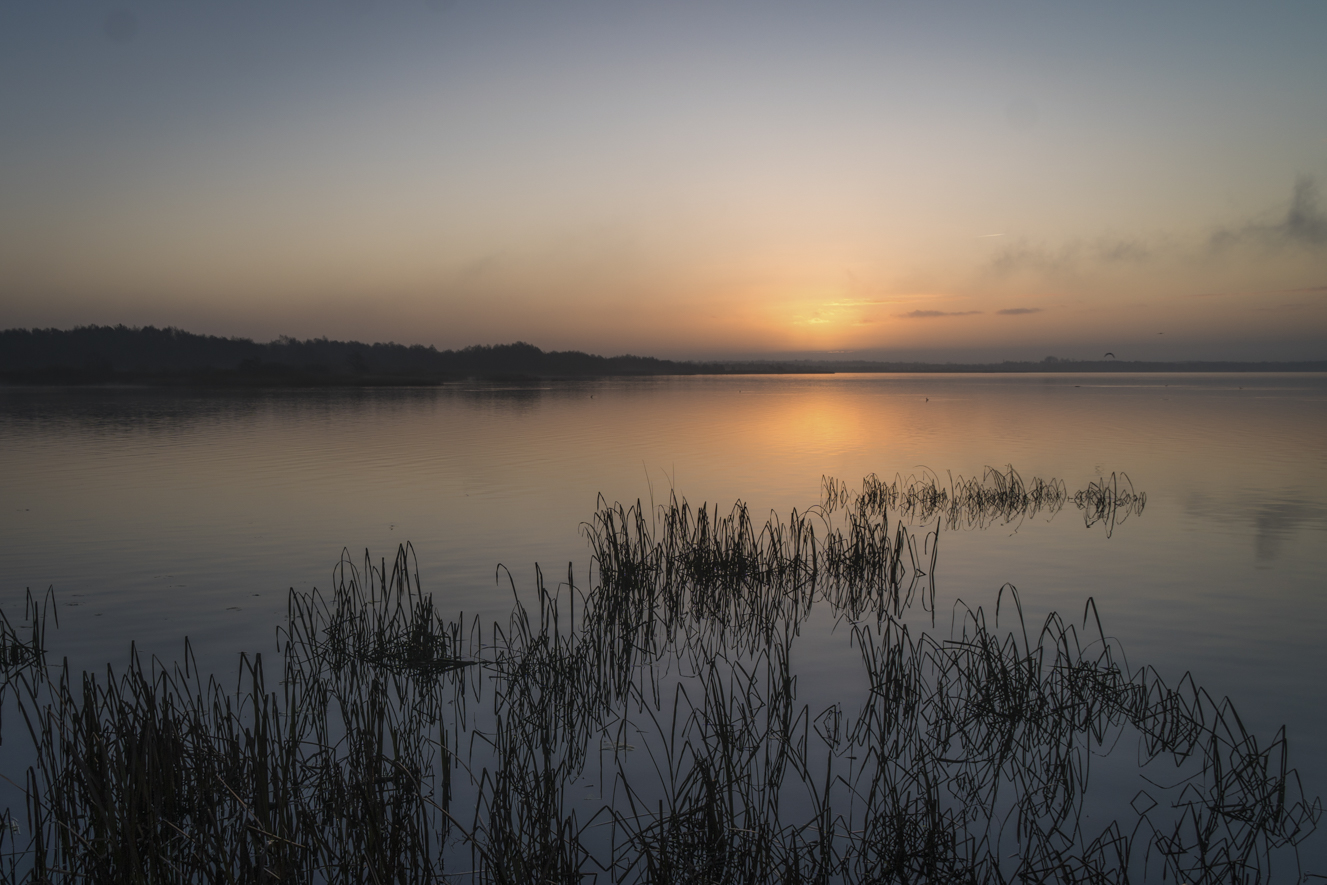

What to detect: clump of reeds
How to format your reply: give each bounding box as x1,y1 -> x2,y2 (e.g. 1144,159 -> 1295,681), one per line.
825,465 -> 1148,538
0,588 -> 54,690
1075,472 -> 1147,537
824,466 -> 1069,531
284,543 -> 474,679
581,490 -> 939,670
582,493 -> 820,662
5,547 -> 472,883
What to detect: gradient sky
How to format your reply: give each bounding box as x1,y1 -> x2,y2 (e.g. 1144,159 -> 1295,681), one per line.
2,1 -> 1325,361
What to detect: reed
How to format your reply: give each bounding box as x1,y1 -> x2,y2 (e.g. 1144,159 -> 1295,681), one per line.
4,547 -> 469,883
1074,472 -> 1147,537
824,465 -> 1146,537
0,472 -> 1316,884
0,588 -> 54,692
823,466 -> 1068,531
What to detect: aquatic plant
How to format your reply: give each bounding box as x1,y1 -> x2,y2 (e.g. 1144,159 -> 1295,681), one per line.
285,544 -> 475,679
1075,472 -> 1147,537
823,465 -> 1145,536
0,589 -> 54,691
824,465 -> 1069,531
3,548 -> 468,883
0,474 -> 1316,884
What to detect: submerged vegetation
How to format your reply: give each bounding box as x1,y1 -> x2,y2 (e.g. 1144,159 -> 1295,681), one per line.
821,465 -> 1144,535
1074,472 -> 1148,537
0,469 -> 1318,883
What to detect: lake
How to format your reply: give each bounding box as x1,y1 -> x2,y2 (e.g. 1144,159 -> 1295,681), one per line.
2,373 -> 1326,880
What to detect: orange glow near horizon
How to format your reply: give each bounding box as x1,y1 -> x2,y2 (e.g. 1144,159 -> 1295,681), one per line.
0,3 -> 1323,361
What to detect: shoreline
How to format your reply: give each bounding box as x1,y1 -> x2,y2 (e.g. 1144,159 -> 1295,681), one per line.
3,363 -> 1327,388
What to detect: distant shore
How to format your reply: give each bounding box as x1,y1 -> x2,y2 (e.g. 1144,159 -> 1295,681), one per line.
2,325 -> 1324,386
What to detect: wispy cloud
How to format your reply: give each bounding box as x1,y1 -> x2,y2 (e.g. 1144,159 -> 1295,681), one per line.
990,236 -> 1154,275
826,298 -> 911,307
1095,239 -> 1153,263
996,307 -> 1042,316
897,309 -> 983,318
1188,284 -> 1326,299
1265,284 -> 1327,294
985,177 -> 1325,284
1210,176 -> 1327,251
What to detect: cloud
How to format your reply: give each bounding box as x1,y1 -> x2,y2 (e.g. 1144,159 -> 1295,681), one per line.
1282,178 -> 1327,245
897,309 -> 983,318
1265,284 -> 1327,294
1095,239 -> 1153,263
996,307 -> 1042,315
990,236 -> 1153,275
1210,176 -> 1327,251
984,176 -> 1324,285
989,243 -> 1070,275
1188,284 -> 1326,299
826,298 -> 909,307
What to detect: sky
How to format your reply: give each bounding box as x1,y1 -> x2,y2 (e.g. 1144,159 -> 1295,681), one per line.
1,1 -> 1325,362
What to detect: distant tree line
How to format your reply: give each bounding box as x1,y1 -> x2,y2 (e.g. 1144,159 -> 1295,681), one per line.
0,326 -> 1322,385
0,325 -> 710,384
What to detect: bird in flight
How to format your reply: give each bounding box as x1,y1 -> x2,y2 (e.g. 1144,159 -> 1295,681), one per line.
1103,352 -> 1116,359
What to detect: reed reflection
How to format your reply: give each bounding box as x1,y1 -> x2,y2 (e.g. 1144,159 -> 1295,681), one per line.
2,471 -> 1317,883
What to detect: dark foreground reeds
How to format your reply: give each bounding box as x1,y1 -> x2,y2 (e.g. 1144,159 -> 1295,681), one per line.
0,470 -> 1315,884
0,588 -> 53,693
2,550 -> 471,883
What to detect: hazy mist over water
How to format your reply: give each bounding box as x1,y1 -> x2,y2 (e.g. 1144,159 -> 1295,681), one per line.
2,373 -> 1326,873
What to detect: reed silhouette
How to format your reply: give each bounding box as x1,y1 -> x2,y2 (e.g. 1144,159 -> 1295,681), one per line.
0,471 -> 1317,883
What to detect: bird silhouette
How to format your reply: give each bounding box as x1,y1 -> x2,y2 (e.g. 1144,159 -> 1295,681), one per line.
1103,352 -> 1115,359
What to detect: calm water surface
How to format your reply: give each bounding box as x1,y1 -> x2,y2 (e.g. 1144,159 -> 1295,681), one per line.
2,373 -> 1326,872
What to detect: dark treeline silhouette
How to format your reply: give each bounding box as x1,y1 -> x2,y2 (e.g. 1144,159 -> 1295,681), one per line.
1,326 -> 1323,385
0,325 -> 717,385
